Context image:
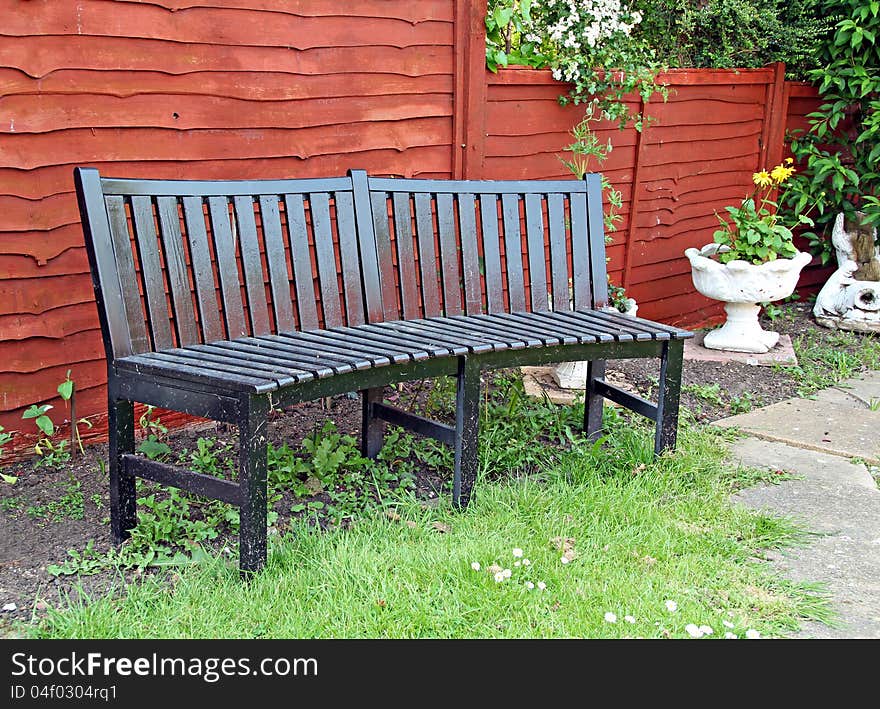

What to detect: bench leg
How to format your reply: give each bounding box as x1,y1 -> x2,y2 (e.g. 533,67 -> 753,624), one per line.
238,395 -> 269,576
108,396 -> 136,545
584,359 -> 606,441
453,357 -> 480,508
655,340 -> 684,455
360,387 -> 385,459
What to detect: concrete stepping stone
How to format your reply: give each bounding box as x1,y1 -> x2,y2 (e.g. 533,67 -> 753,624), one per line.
713,398 -> 880,464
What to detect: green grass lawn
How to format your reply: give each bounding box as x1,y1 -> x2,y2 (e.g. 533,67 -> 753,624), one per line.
29,402 -> 830,639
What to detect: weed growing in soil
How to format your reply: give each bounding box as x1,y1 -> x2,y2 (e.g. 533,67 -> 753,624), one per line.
788,329 -> 880,395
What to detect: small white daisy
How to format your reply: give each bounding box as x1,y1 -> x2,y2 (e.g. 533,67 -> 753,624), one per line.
560,556 -> 570,565
502,568 -> 512,578
525,581 -> 535,590
724,632 -> 738,639
685,624 -> 704,638
514,561 -> 521,567
624,615 -> 636,624
494,571 -> 505,583
471,562 -> 481,572
604,612 -> 617,623
522,559 -> 531,566
665,600 -> 678,613
512,548 -> 523,558
722,620 -> 734,629
745,629 -> 761,639
699,625 -> 714,635
537,581 -> 546,590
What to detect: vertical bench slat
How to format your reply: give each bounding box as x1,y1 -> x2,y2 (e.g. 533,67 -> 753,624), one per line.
310,192 -> 343,328
436,193 -> 462,316
349,170 -> 384,323
156,196 -> 198,347
103,195 -> 149,353
569,192 -> 591,311
524,193 -> 548,312
258,195 -> 296,333
479,194 -> 504,313
182,196 -> 224,343
207,196 -> 247,339
335,191 -> 365,326
585,174 -> 608,307
547,193 -> 569,312
233,196 -> 270,336
501,193 -> 525,312
284,193 -> 319,331
414,192 -> 441,317
457,193 -> 482,315
131,195 -> 174,350
392,192 -> 420,319
370,192 -> 399,320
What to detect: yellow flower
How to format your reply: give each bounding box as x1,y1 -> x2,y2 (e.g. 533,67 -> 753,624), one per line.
752,171 -> 773,187
785,157 -> 794,164
770,164 -> 796,184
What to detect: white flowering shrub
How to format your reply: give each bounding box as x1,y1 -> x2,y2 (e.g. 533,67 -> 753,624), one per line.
487,0 -> 664,128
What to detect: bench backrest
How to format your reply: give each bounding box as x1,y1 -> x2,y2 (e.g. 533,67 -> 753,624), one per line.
75,168 -> 608,362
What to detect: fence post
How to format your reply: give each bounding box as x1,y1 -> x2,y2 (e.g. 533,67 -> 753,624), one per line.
760,61 -> 788,170
453,0 -> 488,179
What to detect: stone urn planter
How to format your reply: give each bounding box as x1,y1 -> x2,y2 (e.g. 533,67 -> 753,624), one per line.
685,243 -> 812,353
551,299 -> 638,389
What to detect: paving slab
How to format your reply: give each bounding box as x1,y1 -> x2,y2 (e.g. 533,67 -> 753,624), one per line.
827,370 -> 880,407
729,438 -> 880,638
713,398 -> 880,464
684,332 -> 797,367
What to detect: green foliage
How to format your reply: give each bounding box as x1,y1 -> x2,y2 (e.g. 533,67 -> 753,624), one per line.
25,476 -> 84,522
136,405 -> 172,462
632,0 -> 832,78
486,0 -> 665,128
485,0 -> 549,71
713,163 -> 814,264
0,424 -> 12,462
781,0 -> 880,261
23,404 -> 54,437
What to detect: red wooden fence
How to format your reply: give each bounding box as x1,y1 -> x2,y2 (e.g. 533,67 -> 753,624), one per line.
0,0 -> 823,457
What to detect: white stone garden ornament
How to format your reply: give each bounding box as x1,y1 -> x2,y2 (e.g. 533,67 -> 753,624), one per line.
813,212 -> 880,333
685,161 -> 814,353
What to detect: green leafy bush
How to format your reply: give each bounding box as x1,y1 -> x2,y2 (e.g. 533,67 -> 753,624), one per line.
631,0 -> 832,78
781,0 -> 880,263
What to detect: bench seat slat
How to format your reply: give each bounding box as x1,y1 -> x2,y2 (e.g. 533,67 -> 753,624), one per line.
117,354 -> 274,392
529,311 -> 615,343
246,336 -> 376,371
544,310 -> 639,342
457,314 -> 549,348
267,333 -> 382,370
203,340 -> 340,379
373,321 -> 471,356
266,331 -> 396,367
362,321 -> 457,356
568,310 -> 656,341
446,315 -> 530,349
498,313 -> 578,345
594,310 -> 672,340
469,313 -> 565,347
140,350 -> 293,386
326,326 -> 432,362
163,347 -> 302,387
430,316 -> 526,352
399,320 -> 497,354
501,312 -> 594,345
200,340 -> 338,377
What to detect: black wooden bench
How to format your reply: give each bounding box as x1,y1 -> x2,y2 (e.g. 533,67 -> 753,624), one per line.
74,167 -> 692,574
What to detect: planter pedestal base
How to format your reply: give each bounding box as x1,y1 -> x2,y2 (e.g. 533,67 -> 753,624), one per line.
703,302 -> 779,353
